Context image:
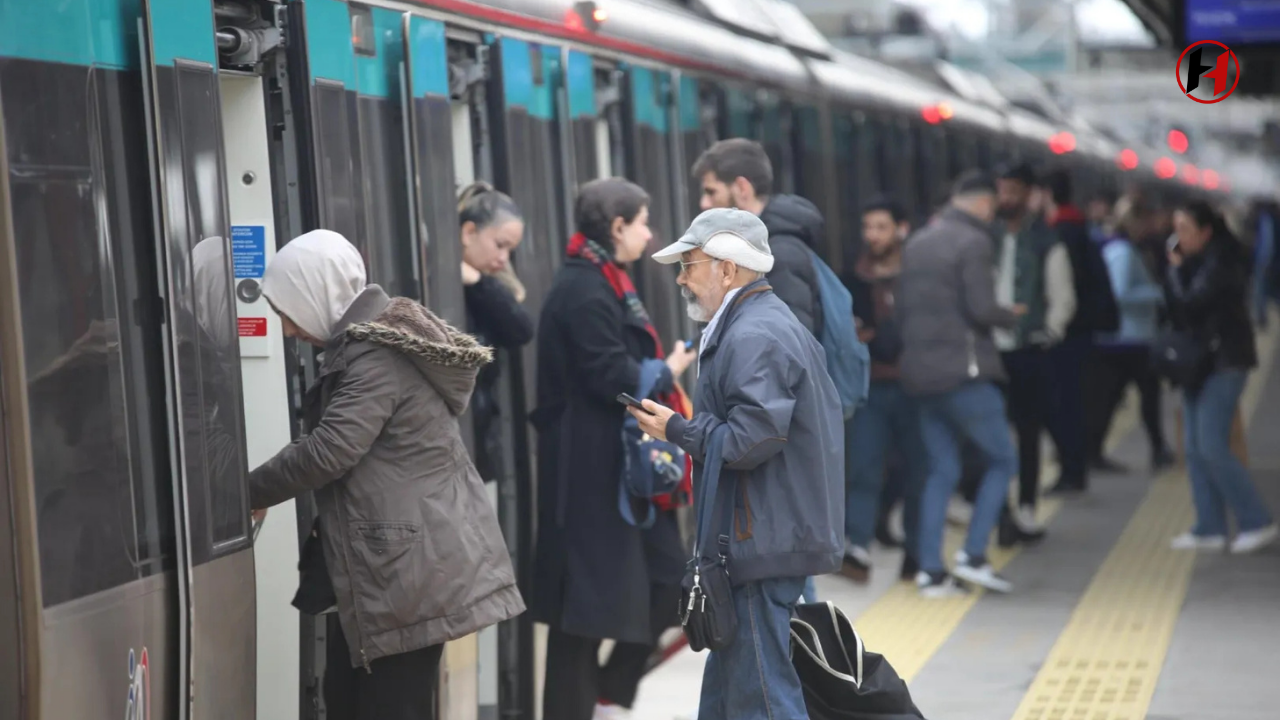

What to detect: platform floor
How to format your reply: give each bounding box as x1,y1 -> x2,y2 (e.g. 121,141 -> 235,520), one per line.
629,323 -> 1280,720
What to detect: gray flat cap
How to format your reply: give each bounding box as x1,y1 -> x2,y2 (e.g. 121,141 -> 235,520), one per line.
651,208 -> 775,273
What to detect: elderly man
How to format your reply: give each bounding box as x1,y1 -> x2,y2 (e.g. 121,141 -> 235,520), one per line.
627,208 -> 843,720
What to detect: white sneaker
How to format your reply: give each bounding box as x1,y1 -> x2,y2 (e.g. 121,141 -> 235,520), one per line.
947,497 -> 973,526
592,704 -> 632,720
1169,532 -> 1227,551
1014,505 -> 1044,533
1230,524 -> 1279,554
953,552 -> 1013,593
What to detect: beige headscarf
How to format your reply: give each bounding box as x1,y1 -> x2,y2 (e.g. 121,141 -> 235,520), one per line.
261,229 -> 367,341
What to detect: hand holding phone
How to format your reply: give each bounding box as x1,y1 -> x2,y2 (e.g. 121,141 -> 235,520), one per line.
616,393 -> 648,411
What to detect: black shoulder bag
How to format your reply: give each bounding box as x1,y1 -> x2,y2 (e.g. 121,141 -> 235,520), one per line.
680,423 -> 738,652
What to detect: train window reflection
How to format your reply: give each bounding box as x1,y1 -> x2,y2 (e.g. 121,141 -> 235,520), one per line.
174,62 -> 250,553
12,176 -> 143,607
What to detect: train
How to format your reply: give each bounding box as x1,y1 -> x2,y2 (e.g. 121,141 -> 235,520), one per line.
0,0 -> 1226,719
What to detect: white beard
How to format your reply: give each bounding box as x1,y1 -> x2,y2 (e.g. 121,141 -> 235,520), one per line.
686,301 -> 713,323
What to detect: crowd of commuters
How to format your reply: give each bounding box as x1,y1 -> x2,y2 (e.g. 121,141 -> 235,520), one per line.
237,134 -> 1280,720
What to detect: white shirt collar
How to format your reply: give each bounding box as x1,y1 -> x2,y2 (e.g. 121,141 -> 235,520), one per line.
698,287 -> 743,372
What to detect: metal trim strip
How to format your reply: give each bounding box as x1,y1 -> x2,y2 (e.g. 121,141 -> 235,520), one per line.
0,59 -> 44,720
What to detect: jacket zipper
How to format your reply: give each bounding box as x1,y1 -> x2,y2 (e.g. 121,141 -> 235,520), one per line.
336,498 -> 373,674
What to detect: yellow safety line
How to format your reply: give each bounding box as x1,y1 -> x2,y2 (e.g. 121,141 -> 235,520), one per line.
1009,323 -> 1277,720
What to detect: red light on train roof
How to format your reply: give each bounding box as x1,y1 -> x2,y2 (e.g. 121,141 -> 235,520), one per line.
1203,169 -> 1221,190
1049,132 -> 1076,154
1117,149 -> 1139,171
1168,129 -> 1189,154
937,102 -> 954,120
921,105 -> 941,124
1154,157 -> 1177,179
1181,164 -> 1200,185
568,2 -> 606,32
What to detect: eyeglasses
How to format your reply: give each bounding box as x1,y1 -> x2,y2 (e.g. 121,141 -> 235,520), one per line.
678,258 -> 714,275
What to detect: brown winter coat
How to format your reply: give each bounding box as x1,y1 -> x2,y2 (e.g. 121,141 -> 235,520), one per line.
249,285 -> 525,668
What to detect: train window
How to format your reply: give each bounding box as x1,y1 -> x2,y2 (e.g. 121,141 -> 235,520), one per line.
172,62 -> 250,558
350,4 -> 377,57
6,77 -> 138,604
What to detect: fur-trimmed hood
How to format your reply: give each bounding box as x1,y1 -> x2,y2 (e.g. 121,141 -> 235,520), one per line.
344,293 -> 493,415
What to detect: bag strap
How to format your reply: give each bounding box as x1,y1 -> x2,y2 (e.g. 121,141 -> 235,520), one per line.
692,424 -> 734,561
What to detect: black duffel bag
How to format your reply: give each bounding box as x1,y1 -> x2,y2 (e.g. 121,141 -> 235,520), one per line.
790,602 -> 926,720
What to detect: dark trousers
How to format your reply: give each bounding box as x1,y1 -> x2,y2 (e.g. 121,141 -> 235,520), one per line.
1002,348 -> 1051,508
542,583 -> 679,719
1045,335 -> 1090,486
324,613 -> 444,720
1088,345 -> 1167,459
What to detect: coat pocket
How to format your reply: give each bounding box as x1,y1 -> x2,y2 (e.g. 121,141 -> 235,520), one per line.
348,521 -> 436,627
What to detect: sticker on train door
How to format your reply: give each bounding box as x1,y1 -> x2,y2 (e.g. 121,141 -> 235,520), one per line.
125,647 -> 150,720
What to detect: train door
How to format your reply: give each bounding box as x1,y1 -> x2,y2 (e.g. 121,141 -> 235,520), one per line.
138,0 -> 259,717
486,34 -> 571,720
620,64 -> 692,346
405,17 -> 489,720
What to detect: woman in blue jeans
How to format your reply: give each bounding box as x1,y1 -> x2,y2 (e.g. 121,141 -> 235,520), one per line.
1165,201 -> 1277,554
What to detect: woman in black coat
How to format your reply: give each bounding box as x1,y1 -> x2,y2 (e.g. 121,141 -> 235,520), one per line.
1164,201 -> 1276,555
458,181 -> 535,482
531,178 -> 697,720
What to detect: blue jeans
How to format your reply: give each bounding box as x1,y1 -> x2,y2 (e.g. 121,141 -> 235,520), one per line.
698,577 -> 809,720
917,382 -> 1019,573
801,576 -> 818,603
846,382 -> 926,559
1183,370 -> 1274,536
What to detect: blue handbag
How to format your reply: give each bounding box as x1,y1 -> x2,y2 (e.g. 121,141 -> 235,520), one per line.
618,359 -> 687,529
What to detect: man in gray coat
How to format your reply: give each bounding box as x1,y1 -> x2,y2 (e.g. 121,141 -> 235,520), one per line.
898,171 -> 1024,598
628,208 -> 844,720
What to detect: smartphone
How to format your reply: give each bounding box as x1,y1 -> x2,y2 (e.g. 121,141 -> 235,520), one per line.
616,393 -> 646,410
684,339 -> 696,351
1166,234 -> 1181,255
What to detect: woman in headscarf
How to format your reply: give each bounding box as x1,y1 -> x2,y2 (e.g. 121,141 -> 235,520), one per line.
457,181 -> 534,482
248,229 -> 525,720
531,179 -> 697,720
1163,202 -> 1276,555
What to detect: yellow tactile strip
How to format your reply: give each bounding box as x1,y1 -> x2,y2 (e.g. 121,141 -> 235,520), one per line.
1009,472 -> 1194,720
853,494 -> 1064,682
1010,321 -> 1277,720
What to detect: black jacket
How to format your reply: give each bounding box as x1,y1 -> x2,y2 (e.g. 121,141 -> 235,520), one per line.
529,258 -> 684,643
1052,208 -> 1119,336
759,194 -> 825,336
1164,236 -> 1258,371
465,274 -> 534,481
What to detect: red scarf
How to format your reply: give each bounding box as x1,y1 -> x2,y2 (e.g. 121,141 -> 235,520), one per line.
1048,204 -> 1086,227
566,233 -> 693,509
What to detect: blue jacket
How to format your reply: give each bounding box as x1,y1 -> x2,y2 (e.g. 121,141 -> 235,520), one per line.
1097,237 -> 1163,346
666,279 -> 845,585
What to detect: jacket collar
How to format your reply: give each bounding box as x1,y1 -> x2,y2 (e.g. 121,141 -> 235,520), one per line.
700,278 -> 773,359
318,285 -> 391,376
940,205 -> 992,235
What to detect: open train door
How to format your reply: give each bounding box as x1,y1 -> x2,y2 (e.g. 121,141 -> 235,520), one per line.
484,33 -> 572,720
620,64 -> 692,346
138,1 -> 257,717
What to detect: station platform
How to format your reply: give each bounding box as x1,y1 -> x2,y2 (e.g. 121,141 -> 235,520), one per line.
629,323 -> 1280,720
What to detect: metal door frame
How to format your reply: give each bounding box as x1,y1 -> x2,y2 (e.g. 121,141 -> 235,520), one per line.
0,74 -> 43,720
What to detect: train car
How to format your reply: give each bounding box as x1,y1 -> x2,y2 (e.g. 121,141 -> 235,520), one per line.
0,1 -> 1225,719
